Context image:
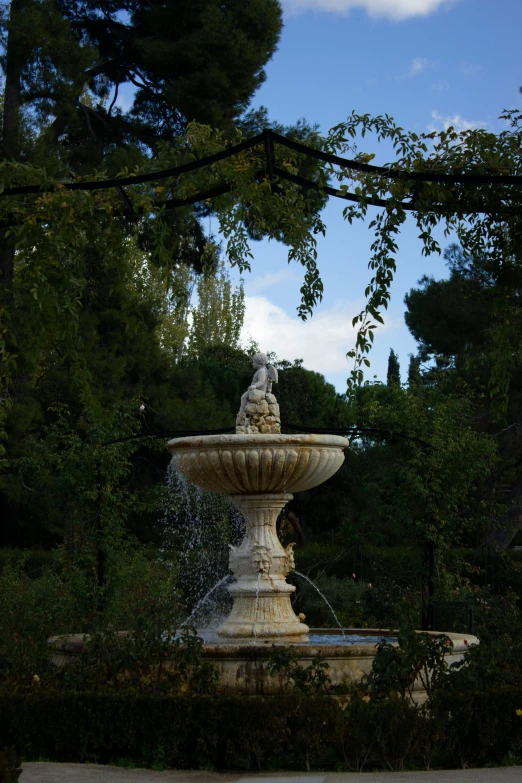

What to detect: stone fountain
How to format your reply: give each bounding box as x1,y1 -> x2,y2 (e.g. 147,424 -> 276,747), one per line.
50,352 -> 478,700
165,352 -> 478,698
168,352 -> 349,643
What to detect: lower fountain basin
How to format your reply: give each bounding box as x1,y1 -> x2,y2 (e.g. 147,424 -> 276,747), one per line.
50,628 -> 478,704
199,629 -> 477,702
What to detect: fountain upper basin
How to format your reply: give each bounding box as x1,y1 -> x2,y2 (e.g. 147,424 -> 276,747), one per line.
167,433 -> 349,495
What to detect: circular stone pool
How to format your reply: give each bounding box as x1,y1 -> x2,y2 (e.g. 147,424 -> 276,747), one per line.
197,628 -> 476,701
50,628 -> 477,703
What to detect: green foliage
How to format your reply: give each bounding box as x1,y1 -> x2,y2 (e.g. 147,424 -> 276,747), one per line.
1,108 -> 521,467
386,349 -> 401,387
264,645 -> 331,696
407,355 -> 421,388
348,383 -> 502,554
0,747 -> 21,783
0,539 -> 215,696
431,689 -> 522,769
335,110 -> 522,411
360,579 -> 420,629
1,0 -> 283,166
404,242 -> 522,548
1,690 -> 522,771
5,402 -> 145,547
438,587 -> 522,692
366,628 -> 453,703
187,260 -> 245,358
58,627 -> 218,697
275,358 -> 348,428
0,560 -> 88,693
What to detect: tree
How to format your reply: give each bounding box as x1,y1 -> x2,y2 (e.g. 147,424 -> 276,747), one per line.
187,259 -> 245,358
386,349 -> 400,387
0,0 -> 283,283
405,244 -> 522,550
407,355 -> 421,388
1,110 -> 522,540
345,382 -> 502,572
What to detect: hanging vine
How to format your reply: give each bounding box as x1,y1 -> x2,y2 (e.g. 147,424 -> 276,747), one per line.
0,108 -> 521,456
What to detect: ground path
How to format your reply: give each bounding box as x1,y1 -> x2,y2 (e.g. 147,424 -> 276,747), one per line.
21,763 -> 522,782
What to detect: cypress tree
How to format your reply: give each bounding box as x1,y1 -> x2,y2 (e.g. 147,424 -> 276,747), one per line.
387,349 -> 401,387
408,354 -> 422,388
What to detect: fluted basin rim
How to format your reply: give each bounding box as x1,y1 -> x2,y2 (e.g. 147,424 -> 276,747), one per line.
167,433 -> 349,496
167,433 -> 350,450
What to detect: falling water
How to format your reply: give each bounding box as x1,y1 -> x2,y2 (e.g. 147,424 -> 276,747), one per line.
161,464 -> 245,621
180,574 -> 233,628
293,571 -> 345,636
253,572 -> 261,638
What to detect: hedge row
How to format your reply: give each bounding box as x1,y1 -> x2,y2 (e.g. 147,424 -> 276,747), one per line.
1,690 -> 522,771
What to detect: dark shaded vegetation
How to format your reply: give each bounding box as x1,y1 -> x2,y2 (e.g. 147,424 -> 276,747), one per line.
1,691 -> 521,771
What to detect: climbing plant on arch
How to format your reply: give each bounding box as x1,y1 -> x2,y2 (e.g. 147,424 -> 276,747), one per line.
0,109 -> 521,448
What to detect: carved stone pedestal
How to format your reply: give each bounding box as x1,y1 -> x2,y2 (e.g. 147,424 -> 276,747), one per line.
216,493 -> 309,641
167,433 -> 350,643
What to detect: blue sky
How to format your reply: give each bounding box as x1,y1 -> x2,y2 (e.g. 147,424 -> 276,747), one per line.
229,0 -> 522,390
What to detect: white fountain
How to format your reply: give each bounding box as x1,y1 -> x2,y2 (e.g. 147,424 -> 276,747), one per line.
168,352 -> 348,643
50,353 -> 478,701
166,352 -> 477,698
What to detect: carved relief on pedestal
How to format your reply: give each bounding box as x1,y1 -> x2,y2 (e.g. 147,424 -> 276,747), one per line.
252,544 -> 272,574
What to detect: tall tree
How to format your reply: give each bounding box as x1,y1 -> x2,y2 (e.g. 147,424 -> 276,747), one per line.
0,0 -> 283,283
387,349 -> 401,387
187,259 -> 245,358
405,244 -> 522,550
407,355 -> 421,388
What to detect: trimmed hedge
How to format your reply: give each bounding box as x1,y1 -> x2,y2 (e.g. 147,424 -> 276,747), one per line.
1,690 -> 521,771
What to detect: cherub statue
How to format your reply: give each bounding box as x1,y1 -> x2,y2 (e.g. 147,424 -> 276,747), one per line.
239,352 -> 278,413
236,352 -> 281,434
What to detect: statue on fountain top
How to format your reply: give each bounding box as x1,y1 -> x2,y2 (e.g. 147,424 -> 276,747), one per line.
236,352 -> 281,434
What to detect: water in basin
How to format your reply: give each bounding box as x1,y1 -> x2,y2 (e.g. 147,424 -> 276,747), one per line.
193,628 -> 397,646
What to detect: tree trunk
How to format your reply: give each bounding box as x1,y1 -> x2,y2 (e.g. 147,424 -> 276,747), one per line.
287,511 -> 306,546
481,470 -> 522,551
1,0 -> 26,285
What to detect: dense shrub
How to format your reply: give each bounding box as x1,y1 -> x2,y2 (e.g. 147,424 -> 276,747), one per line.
0,548 -> 203,695
1,691 -> 521,771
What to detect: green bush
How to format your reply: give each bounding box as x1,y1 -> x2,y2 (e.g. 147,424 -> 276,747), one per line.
431,689 -> 522,768
366,628 -> 454,702
0,549 -> 57,577
1,691 -> 521,771
0,747 -> 22,783
0,546 -> 203,695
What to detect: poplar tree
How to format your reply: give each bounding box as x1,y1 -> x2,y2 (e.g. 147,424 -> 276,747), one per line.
187,260 -> 245,358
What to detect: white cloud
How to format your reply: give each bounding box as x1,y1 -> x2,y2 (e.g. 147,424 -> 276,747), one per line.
245,269 -> 301,295
459,61 -> 486,77
408,57 -> 437,76
396,57 -> 438,80
431,79 -> 449,92
283,0 -> 455,21
241,295 -> 397,374
428,110 -> 486,133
